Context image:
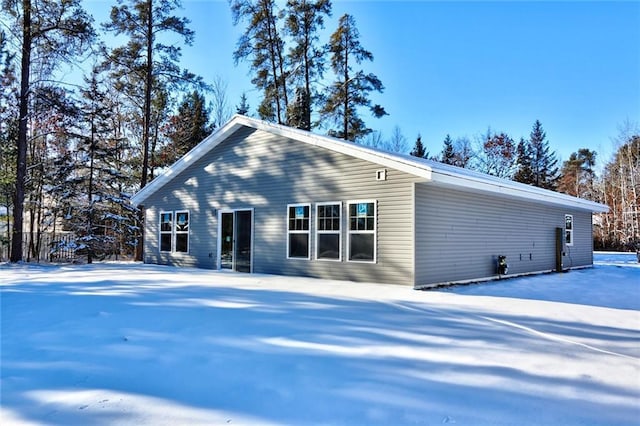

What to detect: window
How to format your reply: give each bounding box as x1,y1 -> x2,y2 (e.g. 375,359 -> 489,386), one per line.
160,212 -> 173,252
565,214 -> 573,246
316,202 -> 341,261
175,211 -> 190,252
159,210 -> 190,253
348,201 -> 376,262
287,204 -> 310,259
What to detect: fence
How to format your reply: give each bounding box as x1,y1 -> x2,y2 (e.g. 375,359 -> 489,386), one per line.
0,232 -> 77,263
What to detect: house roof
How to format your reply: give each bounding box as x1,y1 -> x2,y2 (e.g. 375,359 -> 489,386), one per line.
131,115 -> 608,213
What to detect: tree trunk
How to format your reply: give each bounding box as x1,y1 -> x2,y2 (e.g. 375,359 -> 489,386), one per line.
11,0 -> 31,262
342,31 -> 349,141
141,0 -> 153,190
87,119 -> 95,264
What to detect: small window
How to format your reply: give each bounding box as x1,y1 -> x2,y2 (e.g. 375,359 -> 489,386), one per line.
175,211 -> 190,252
287,204 -> 310,259
565,214 -> 573,246
160,212 -> 173,252
348,201 -> 376,262
316,202 -> 341,261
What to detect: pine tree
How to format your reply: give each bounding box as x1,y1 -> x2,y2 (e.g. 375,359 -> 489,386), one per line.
286,87 -> 312,130
51,67 -> 137,263
284,0 -> 332,130
321,14 -> 387,141
103,0 -> 199,190
529,120 -> 559,190
558,149 -> 597,198
441,134 -> 455,164
410,135 -> 427,158
513,137 -> 534,184
159,90 -> 213,167
231,0 -> 288,124
0,30 -> 17,250
3,0 -> 95,262
236,93 -> 250,116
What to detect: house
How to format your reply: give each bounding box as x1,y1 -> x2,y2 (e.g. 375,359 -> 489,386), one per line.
131,115 -> 608,288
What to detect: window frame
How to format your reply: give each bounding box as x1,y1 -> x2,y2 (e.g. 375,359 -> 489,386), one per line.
174,210 -> 190,253
286,203 -> 311,260
316,201 -> 342,262
347,200 -> 377,263
159,211 -> 173,253
565,214 -> 574,247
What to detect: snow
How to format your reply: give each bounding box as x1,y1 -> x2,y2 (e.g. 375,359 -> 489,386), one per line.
1,253 -> 638,425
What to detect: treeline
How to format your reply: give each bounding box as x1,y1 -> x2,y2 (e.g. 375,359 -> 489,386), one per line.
404,120 -> 640,251
229,0 -> 387,140
0,0 -> 393,263
0,0 -> 637,263
0,0 -> 222,262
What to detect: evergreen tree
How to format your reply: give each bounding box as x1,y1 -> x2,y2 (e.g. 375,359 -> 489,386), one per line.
0,30 -> 17,250
231,0 -> 288,124
558,148 -> 597,198
236,92 -> 250,115
410,134 -> 427,158
320,14 -> 387,141
441,134 -> 455,164
286,87 -> 312,130
528,120 -> 559,189
159,90 -> 213,167
55,67 -> 136,263
284,0 -> 332,130
103,0 -> 200,190
2,0 -> 95,262
513,137 -> 535,184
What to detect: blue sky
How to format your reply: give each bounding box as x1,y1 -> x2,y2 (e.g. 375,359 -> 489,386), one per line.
85,0 -> 640,166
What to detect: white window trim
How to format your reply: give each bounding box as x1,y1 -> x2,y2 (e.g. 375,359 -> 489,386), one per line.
159,211 -> 173,253
316,201 -> 342,262
565,214 -> 574,247
174,210 -> 190,253
286,203 -> 311,260
347,200 -> 377,263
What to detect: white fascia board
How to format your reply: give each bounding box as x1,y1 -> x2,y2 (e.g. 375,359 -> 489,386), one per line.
429,168 -> 609,212
131,114 -> 607,214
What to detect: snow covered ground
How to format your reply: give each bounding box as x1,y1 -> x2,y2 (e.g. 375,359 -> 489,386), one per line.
1,253 -> 638,425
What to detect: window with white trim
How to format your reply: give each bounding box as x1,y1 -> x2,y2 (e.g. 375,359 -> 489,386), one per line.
159,212 -> 173,252
287,204 -> 310,259
348,201 -> 376,262
565,214 -> 574,246
175,211 -> 190,252
316,202 -> 341,261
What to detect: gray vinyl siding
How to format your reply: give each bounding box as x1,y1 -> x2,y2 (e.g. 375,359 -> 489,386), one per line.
142,126 -> 421,284
414,183 -> 594,287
